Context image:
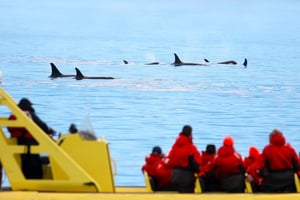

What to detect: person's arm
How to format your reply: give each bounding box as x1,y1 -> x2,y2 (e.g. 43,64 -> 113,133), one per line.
30,112 -> 56,135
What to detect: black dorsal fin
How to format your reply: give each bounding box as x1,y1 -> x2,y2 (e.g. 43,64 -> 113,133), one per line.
243,58 -> 248,67
49,63 -> 63,78
75,68 -> 84,80
173,53 -> 183,65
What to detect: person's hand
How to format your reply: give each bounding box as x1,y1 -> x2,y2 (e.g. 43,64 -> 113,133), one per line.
245,174 -> 253,182
49,128 -> 57,136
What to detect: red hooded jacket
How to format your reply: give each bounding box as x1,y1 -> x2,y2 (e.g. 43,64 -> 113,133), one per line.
262,133 -> 299,171
244,146 -> 263,186
213,145 -> 245,180
199,151 -> 216,176
155,158 -> 173,187
142,153 -> 173,188
142,153 -> 163,177
167,133 -> 202,170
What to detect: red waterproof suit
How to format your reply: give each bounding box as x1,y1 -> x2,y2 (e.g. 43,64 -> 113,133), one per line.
262,133 -> 298,171
214,146 -> 245,179
168,133 -> 202,193
168,133 -> 202,169
261,132 -> 299,192
142,153 -> 163,177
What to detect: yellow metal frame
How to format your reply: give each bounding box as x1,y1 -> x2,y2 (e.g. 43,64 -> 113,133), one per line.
0,88 -> 114,192
295,173 -> 300,192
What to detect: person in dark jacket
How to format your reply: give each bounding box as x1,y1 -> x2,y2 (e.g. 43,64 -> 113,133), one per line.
8,98 -> 56,145
260,129 -> 299,193
167,125 -> 202,193
7,98 -> 56,179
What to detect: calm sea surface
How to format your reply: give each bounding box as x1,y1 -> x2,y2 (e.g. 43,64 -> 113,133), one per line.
1,0 -> 300,186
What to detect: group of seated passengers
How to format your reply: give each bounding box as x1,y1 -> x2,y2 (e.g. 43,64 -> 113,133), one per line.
141,126 -> 300,193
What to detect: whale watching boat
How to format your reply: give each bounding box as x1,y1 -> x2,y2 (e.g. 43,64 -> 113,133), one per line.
0,87 -> 300,200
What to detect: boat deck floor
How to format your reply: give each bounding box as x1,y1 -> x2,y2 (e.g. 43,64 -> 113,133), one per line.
0,187 -> 300,200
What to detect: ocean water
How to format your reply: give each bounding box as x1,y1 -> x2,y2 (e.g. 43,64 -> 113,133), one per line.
0,0 -> 300,186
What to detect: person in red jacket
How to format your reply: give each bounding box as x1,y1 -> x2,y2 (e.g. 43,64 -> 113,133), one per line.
260,129 -> 299,192
142,146 -> 164,177
211,136 -> 245,193
167,125 -> 202,193
142,146 -> 173,191
244,146 -> 264,192
199,144 -> 217,192
155,157 -> 174,190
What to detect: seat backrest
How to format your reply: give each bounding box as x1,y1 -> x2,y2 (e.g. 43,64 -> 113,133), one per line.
143,171 -> 153,192
194,174 -> 202,193
245,180 -> 253,193
294,173 -> 300,192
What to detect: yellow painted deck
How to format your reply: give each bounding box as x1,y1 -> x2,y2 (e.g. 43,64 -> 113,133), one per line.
1,190 -> 300,200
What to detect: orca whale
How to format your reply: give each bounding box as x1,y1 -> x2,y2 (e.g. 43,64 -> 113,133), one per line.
49,63 -> 75,78
172,53 -> 209,66
145,62 -> 160,65
123,60 -> 160,65
75,68 -> 114,80
217,60 -> 237,65
204,58 -> 248,66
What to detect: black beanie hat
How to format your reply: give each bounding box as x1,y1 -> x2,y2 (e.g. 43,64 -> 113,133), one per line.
18,98 -> 34,112
152,146 -> 162,155
206,144 -> 216,154
182,125 -> 192,137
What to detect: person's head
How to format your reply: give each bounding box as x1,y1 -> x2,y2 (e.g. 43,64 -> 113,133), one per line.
152,146 -> 162,155
269,129 -> 285,146
69,123 -> 78,134
223,136 -> 234,147
18,98 -> 34,112
206,144 -> 216,154
249,146 -> 260,158
181,125 -> 192,137
269,129 -> 282,142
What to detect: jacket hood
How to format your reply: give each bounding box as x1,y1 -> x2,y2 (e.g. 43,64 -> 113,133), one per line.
249,146 -> 260,159
270,133 -> 285,146
217,145 -> 235,157
145,154 -> 161,164
174,133 -> 192,147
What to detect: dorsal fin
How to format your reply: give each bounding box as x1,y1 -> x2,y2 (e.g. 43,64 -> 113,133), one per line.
49,63 -> 63,78
123,60 -> 129,64
173,53 -> 183,65
243,58 -> 248,67
75,68 -> 84,80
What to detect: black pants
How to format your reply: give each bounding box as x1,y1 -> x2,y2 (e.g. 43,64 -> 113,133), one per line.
219,173 -> 245,193
263,170 -> 296,193
171,168 -> 195,193
17,138 -> 43,179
